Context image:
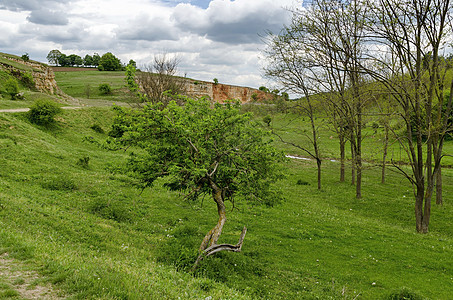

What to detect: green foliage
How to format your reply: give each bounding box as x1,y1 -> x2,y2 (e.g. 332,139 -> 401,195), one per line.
98,52 -> 123,71
76,156 -> 90,169
90,123 -> 104,133
263,115 -> 272,126
4,78 -> 19,99
213,78 -> 218,84
21,53 -> 29,62
98,83 -> 112,95
20,71 -> 34,88
109,97 -> 285,206
27,99 -> 62,126
251,93 -> 258,101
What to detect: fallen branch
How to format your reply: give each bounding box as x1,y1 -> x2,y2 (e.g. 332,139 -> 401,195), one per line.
192,226 -> 247,271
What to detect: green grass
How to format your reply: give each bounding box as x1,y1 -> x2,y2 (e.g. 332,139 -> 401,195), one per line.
0,106 -> 452,299
53,70 -> 139,104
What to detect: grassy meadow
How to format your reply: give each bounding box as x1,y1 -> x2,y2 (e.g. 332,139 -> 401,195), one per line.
0,68 -> 452,299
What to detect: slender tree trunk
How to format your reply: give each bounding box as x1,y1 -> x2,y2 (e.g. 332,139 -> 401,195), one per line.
340,137 -> 346,182
436,167 -> 443,205
356,103 -> 362,199
316,158 -> 322,190
381,125 -> 389,184
199,182 -> 226,252
350,136 -> 356,185
415,183 -> 425,233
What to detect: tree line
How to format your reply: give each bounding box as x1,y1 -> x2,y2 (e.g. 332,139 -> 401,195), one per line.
46,50 -> 132,71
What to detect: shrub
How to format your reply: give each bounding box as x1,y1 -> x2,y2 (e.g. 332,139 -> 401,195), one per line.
5,78 -> 19,99
98,83 -> 112,95
76,156 -> 90,169
263,115 -> 272,127
20,72 -> 34,88
27,99 -> 63,126
90,123 -> 105,134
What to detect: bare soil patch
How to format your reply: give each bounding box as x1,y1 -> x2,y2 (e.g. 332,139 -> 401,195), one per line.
51,66 -> 97,72
0,253 -> 65,299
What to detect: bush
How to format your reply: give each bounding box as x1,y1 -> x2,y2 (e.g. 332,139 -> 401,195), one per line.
27,99 -> 63,126
263,115 -> 272,127
90,123 -> 105,134
21,72 -> 34,88
98,83 -> 112,95
76,156 -> 90,169
5,78 -> 19,99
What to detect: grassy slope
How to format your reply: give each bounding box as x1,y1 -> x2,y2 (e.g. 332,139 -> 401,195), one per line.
0,67 -> 452,299
0,106 -> 452,299
53,70 -> 139,105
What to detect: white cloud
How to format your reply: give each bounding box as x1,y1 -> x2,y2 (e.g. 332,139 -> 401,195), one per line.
0,0 -> 301,89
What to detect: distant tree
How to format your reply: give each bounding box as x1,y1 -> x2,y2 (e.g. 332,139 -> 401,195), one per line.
213,78 -> 219,85
98,52 -> 123,71
129,53 -> 186,106
57,54 -> 70,67
68,54 -> 83,67
127,59 -> 137,68
92,53 -> 101,67
108,97 -> 284,268
83,54 -> 93,67
47,49 -> 63,66
21,53 -> 30,62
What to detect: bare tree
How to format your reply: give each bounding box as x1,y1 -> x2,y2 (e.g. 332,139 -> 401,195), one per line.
133,53 -> 187,106
363,0 -> 453,232
264,0 -> 369,196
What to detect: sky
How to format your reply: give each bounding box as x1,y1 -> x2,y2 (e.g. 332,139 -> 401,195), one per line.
0,0 -> 303,89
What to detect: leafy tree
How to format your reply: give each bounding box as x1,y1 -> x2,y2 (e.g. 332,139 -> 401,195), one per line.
98,52 -> 123,71
21,53 -> 29,62
57,54 -> 70,67
83,54 -> 93,67
108,97 -> 284,267
92,53 -> 101,67
68,54 -> 83,67
47,49 -> 63,66
5,78 -> 19,99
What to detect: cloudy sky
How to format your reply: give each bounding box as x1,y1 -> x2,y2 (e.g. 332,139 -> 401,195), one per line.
0,0 -> 303,89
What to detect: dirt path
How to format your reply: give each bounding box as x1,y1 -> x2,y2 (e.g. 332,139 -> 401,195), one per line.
0,253 -> 64,299
0,107 -> 82,113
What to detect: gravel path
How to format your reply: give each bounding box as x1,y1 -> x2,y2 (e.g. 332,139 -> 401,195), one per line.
0,106 -> 82,113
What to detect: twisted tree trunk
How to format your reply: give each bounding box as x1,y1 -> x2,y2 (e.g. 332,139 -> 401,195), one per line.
193,180 -> 247,270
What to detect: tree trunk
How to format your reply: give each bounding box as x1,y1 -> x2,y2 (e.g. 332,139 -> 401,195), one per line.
316,158 -> 322,190
199,182 -> 226,252
415,183 -> 425,233
351,139 -> 356,185
381,125 -> 389,184
340,138 -> 345,182
436,167 -> 442,205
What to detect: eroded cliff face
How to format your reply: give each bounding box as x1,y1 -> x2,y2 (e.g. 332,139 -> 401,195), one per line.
184,79 -> 271,103
0,56 -> 61,95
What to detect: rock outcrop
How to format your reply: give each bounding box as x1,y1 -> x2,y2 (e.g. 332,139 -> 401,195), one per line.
0,56 -> 61,95
185,79 -> 271,103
